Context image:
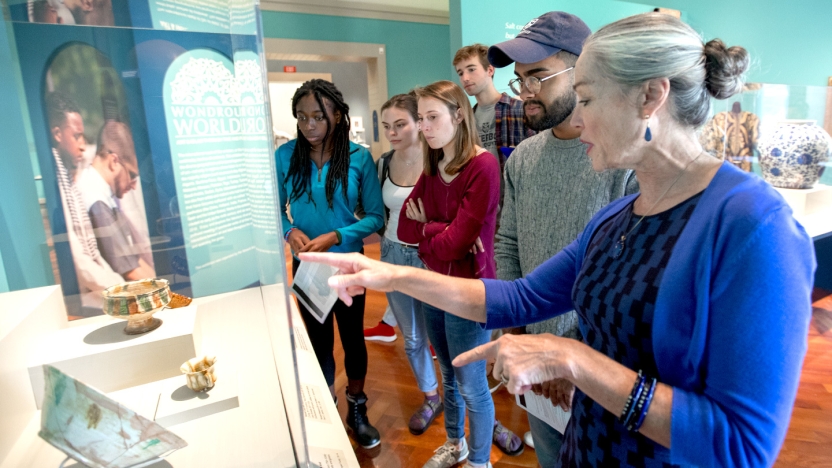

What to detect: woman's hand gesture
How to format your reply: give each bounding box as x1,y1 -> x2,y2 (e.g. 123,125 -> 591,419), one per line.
453,333 -> 578,397
405,198 -> 428,223
298,252 -> 401,305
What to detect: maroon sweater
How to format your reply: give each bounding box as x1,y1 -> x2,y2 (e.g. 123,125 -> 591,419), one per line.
398,151 -> 500,279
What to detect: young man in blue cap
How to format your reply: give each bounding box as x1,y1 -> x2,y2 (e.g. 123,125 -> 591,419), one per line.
489,11 -> 638,466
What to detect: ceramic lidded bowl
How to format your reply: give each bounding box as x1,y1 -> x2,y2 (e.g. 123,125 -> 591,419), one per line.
758,121 -> 832,189
101,278 -> 171,335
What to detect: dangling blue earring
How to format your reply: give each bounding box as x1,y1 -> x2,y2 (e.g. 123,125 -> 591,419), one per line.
644,116 -> 652,142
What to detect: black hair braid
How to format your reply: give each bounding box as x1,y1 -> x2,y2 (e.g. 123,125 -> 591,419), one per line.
286,79 -> 353,210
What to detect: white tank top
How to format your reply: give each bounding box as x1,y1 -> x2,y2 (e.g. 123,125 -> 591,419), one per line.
382,176 -> 417,246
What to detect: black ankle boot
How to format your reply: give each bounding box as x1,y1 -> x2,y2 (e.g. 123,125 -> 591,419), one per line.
345,390 -> 380,449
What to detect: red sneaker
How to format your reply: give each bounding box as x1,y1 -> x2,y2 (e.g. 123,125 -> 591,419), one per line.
430,345 -> 437,359
364,321 -> 397,342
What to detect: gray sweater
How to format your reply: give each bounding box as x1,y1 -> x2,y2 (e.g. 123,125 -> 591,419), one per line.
494,129 -> 638,337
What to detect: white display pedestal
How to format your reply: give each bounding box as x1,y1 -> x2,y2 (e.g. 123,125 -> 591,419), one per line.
776,184 -> 832,239
775,184 -> 832,217
0,285 -> 302,467
108,372 -> 241,428
27,307 -> 200,409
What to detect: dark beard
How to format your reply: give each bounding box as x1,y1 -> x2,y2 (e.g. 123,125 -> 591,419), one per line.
57,148 -> 78,171
523,91 -> 576,131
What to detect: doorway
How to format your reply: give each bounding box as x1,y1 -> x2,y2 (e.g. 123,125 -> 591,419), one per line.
267,72 -> 332,149
263,38 -> 390,158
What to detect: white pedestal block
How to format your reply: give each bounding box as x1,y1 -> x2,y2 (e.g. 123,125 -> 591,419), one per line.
108,372 -> 240,428
27,306 -> 200,409
0,285 -> 341,467
775,184 -> 832,216
155,371 -> 240,427
0,286 -> 66,463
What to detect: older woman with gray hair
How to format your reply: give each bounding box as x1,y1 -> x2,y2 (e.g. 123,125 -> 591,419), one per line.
301,12 -> 814,467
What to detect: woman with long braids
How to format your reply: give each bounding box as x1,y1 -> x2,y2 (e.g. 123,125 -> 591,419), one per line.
275,79 -> 384,449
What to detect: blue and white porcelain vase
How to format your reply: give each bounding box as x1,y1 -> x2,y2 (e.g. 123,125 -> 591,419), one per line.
758,121 -> 831,189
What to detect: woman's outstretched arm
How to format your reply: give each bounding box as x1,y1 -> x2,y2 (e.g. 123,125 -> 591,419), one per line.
298,252 -> 487,322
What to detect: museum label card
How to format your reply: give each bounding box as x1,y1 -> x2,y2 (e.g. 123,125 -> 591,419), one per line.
516,391 -> 571,434
300,383 -> 332,423
292,261 -> 339,324
309,446 -> 351,468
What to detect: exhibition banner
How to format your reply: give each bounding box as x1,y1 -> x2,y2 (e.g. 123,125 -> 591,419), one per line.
10,2 -> 281,318
149,0 -> 257,34
163,48 -> 280,297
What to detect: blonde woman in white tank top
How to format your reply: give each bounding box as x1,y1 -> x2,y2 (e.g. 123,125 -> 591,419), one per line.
376,94 -> 443,435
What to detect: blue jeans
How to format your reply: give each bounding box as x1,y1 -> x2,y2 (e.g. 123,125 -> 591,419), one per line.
423,302 -> 494,465
528,413 -> 564,467
380,237 -> 438,393
381,306 -> 397,327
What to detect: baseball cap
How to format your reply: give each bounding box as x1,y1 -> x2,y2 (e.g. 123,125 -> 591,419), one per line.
488,11 -> 591,68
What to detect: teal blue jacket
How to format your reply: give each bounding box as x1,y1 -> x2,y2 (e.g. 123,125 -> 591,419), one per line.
276,140 -> 383,256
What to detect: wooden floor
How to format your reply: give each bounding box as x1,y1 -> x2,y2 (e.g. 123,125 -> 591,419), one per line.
289,243 -> 832,468
775,292 -> 832,468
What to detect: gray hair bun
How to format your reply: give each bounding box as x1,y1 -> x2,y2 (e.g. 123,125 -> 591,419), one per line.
703,39 -> 749,100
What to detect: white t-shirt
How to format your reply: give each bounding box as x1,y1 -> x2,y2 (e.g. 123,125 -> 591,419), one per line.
382,176 -> 417,246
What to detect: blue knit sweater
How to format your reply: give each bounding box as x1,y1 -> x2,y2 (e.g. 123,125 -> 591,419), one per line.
483,162 -> 815,467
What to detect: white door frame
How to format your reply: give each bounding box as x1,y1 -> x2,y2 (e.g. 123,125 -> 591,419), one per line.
263,38 -> 390,157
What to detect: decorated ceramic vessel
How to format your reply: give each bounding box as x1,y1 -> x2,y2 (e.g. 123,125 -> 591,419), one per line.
758,121 -> 832,189
180,356 -> 217,392
102,278 -> 171,335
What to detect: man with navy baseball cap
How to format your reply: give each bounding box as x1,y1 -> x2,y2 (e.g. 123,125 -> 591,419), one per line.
488,11 -> 589,68
489,11 -> 638,466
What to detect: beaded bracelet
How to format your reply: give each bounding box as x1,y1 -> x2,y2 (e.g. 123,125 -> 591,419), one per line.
631,376 -> 658,432
625,375 -> 651,430
619,371 -> 646,426
284,227 -> 297,241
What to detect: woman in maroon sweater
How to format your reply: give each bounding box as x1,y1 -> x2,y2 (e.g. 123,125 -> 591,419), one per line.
398,80 -> 500,468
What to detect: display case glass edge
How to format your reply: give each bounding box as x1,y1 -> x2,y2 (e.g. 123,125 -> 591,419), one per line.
0,0 -> 308,465
701,81 -> 832,239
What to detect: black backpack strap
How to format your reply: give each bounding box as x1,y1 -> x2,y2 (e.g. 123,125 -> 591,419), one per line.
374,150 -> 394,237
382,153 -> 391,182
377,150 -> 394,183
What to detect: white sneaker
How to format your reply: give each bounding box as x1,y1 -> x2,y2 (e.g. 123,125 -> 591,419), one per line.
523,431 -> 535,449
422,438 -> 468,468
462,462 -> 492,468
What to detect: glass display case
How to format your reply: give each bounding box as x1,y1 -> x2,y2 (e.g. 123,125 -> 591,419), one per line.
0,1 -> 356,467
700,82 -> 832,239
700,81 -> 832,292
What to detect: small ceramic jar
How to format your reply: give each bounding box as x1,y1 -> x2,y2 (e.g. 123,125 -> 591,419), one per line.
180,356 -> 217,392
